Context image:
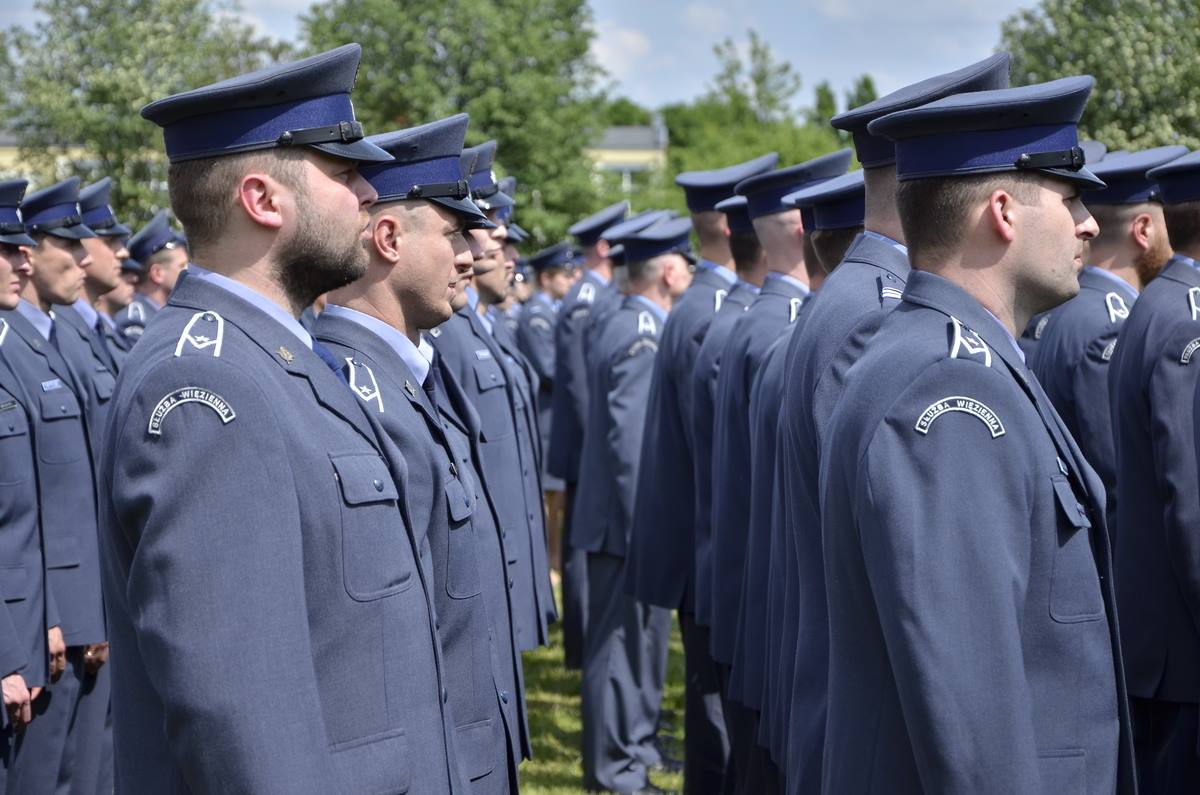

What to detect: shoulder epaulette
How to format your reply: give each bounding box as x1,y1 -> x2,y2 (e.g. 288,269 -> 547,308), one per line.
714,289 -> 727,312
174,310 -> 225,358
637,310 -> 657,337
128,301 -> 146,323
0,318 -> 8,347
346,358 -> 384,411
578,282 -> 596,304
1033,314 -> 1050,340
947,316 -> 992,367
1189,286 -> 1200,321
1105,292 -> 1130,324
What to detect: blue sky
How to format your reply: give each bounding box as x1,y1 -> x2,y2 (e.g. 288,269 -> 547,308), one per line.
6,0 -> 1034,112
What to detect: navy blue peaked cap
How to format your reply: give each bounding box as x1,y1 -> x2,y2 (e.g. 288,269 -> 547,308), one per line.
359,114 -> 488,225
141,44 -> 389,165
79,177 -> 131,238
0,180 -> 35,247
463,141 -> 514,210
568,201 -> 629,247
735,149 -> 854,219
22,177 -> 94,240
121,258 -> 145,275
507,222 -> 530,243
1080,141 -> 1108,166
833,53 -> 1011,169
715,195 -> 754,233
784,169 -> 866,230
869,75 -> 1104,189
676,152 -> 779,212
612,216 -> 694,263
600,208 -> 672,243
494,177 -> 517,223
1147,150 -> 1200,205
529,242 -> 574,273
128,211 -> 183,264
1085,145 -> 1189,204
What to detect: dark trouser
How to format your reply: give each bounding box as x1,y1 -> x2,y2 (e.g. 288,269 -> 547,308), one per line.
582,553 -> 671,792
680,611 -> 729,795
716,664 -> 778,795
8,647 -> 82,794
562,483 -> 588,669
58,655 -> 112,795
1131,697 -> 1200,795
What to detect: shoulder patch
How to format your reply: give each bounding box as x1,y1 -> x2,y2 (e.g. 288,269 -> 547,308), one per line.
1181,338 -> 1200,365
1102,338 -> 1118,362
880,286 -> 903,301
128,302 -> 145,323
124,326 -> 144,338
148,387 -> 236,436
0,318 -> 8,347
1190,287 -> 1200,321
428,327 -> 442,338
578,282 -> 596,304
346,358 -> 384,412
530,315 -> 552,332
174,311 -> 225,358
714,289 -> 727,312
1033,314 -> 1050,340
1106,292 -> 1130,324
948,316 -> 992,367
626,337 -> 659,358
569,305 -> 591,321
637,311 -> 657,336
915,395 -> 1006,439
789,297 -> 803,323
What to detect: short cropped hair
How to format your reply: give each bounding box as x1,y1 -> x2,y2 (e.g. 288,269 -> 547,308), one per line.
691,210 -> 727,250
1163,200 -> 1200,252
811,226 -> 862,275
896,172 -> 1043,265
168,148 -> 306,253
729,229 -> 762,273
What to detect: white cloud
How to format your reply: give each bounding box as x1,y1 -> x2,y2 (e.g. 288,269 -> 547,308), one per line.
590,19 -> 653,82
684,3 -> 732,36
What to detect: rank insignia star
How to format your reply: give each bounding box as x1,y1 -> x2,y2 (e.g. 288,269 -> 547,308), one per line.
277,346 -> 294,363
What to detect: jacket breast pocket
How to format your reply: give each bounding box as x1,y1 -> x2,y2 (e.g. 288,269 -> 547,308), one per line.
37,389 -> 85,464
445,478 -> 482,600
1049,476 -> 1105,623
472,358 -> 513,442
332,454 -> 412,601
0,401 -> 30,485
91,367 -> 115,401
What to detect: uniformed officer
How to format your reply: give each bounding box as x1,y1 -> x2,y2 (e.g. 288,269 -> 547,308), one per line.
314,113 -> 521,794
0,181 -> 56,789
516,242 -> 573,499
103,44 -> 465,792
1112,147 -> 1200,792
771,53 -> 1011,790
820,75 -> 1133,793
94,258 -> 139,354
112,211 -> 186,341
1031,146 -> 1184,536
549,199 -> 628,670
432,142 -> 555,655
785,169 -> 867,275
624,152 -> 777,794
0,177 -> 106,795
575,218 -> 694,794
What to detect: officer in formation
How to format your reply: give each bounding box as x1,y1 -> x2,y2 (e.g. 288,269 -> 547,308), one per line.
111,210 -> 187,340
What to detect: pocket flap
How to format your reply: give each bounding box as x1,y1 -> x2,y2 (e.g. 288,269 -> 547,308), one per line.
332,455 -> 399,505
39,389 -> 81,421
472,358 -> 506,392
445,478 -> 473,523
92,368 -> 115,400
1051,476 -> 1091,530
0,565 -> 27,601
0,402 -> 27,438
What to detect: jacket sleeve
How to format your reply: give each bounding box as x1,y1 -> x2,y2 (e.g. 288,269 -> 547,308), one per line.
607,337 -> 658,535
518,310 -> 556,386
107,355 -> 336,793
1071,332 -> 1119,529
852,360 -> 1042,792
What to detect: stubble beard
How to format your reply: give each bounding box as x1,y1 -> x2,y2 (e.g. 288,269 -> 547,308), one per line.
275,194 -> 369,310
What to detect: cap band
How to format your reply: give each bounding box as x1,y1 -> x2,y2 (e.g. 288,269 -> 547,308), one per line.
813,194 -> 866,230
362,154 -> 471,203
1085,175 -> 1161,205
851,131 -> 896,169
24,202 -> 82,231
746,176 -> 837,219
1154,175 -> 1200,205
895,123 -> 1079,180
162,93 -> 355,162
622,234 -> 692,263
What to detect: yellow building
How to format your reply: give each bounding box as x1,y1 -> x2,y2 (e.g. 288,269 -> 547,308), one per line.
583,119 -> 668,191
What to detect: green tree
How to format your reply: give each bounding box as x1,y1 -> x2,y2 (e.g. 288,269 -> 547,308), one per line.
602,97 -> 653,127
302,0 -> 604,246
1000,0 -> 1200,149
710,30 -> 802,124
809,80 -> 837,128
0,0 -> 289,225
844,74 -> 877,112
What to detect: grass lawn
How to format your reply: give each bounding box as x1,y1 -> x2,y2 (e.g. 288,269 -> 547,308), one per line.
519,606 -> 687,794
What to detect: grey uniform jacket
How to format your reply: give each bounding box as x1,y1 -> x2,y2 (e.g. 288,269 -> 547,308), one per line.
572,296 -> 663,557
113,293 -> 159,343
820,269 -> 1134,795
1110,254 -> 1200,703
515,293 -> 561,491
315,312 -> 516,792
0,343 -> 52,702
431,306 -> 552,650
709,277 -> 806,676
776,232 -> 910,785
52,303 -> 120,447
625,264 -> 733,611
0,308 -> 104,650
1030,267 -> 1136,536
99,275 -> 461,794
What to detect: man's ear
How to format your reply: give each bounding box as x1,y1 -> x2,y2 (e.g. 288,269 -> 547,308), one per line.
595,238 -> 611,259
986,188 -> 1018,243
1131,212 -> 1154,252
237,172 -> 284,231
372,213 -> 401,263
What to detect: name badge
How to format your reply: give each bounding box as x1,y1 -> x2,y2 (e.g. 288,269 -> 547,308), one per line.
40,378 -> 63,392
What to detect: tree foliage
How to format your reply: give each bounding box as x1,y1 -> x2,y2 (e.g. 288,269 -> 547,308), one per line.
0,0 -> 288,225
302,0 -> 605,246
844,75 -> 878,113
1000,0 -> 1200,149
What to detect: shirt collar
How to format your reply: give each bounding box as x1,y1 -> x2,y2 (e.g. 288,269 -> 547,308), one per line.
137,293 -> 163,311
629,293 -> 668,323
321,304 -> 430,385
418,336 -> 436,366
735,279 -> 761,295
479,306 -> 495,334
72,297 -> 99,328
587,268 -> 610,288
186,264 -> 313,350
18,299 -> 52,340
982,307 -> 1026,364
1084,265 -> 1138,294
765,271 -> 810,295
705,260 -> 737,286
465,285 -> 480,312
98,312 -> 116,331
1173,254 -> 1199,270
862,230 -> 908,257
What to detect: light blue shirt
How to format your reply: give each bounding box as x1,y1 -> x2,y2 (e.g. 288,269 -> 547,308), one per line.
1085,265 -> 1138,296
71,297 -> 101,329
186,264 -> 312,349
465,286 -> 494,334
863,230 -> 909,257
698,258 -> 737,287
629,293 -> 668,324
587,269 -> 610,288
765,271 -> 811,296
17,299 -> 52,341
1177,254 -> 1200,270
983,307 -> 1026,365
322,303 -> 430,385
418,336 -> 436,368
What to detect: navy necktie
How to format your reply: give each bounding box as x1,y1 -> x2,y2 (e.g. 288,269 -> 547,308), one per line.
311,340 -> 350,387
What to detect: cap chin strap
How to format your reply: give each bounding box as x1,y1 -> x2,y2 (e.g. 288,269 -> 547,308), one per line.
407,180 -> 470,200
277,120 -> 365,146
1015,145 -> 1085,171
